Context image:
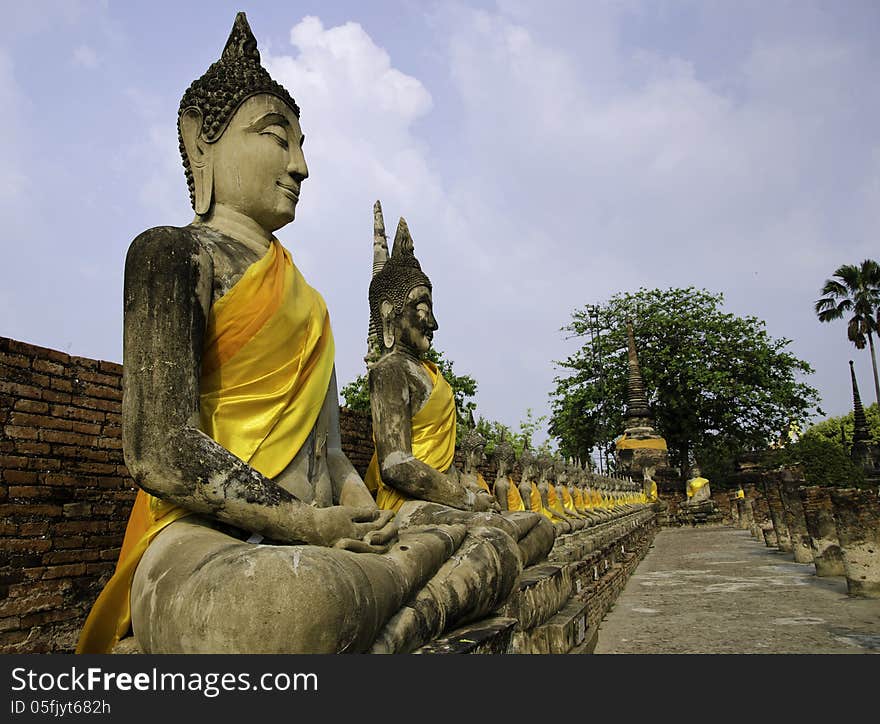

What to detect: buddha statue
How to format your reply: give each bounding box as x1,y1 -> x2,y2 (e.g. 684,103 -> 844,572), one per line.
555,458 -> 589,525
76,13 -> 522,655
459,419 -> 495,501
538,453 -> 584,531
685,465 -> 712,505
364,211 -> 554,568
492,433 -> 526,512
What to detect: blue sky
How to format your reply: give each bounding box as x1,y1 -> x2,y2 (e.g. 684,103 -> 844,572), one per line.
2,1 -> 879,452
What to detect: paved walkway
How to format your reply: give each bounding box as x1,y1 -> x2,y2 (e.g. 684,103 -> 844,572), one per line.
594,526 -> 880,653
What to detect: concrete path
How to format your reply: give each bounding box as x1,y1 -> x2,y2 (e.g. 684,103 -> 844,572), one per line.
594,525 -> 880,653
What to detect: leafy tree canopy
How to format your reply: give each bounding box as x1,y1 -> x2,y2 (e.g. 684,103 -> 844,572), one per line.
340,347 -> 478,442
550,287 -> 821,479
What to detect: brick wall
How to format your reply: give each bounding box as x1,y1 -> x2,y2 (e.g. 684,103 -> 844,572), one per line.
0,337 -> 133,653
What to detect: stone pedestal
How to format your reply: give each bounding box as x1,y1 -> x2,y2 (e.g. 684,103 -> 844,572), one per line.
830,488 -> 880,598
799,486 -> 845,577
763,480 -> 792,552
779,477 -> 814,564
761,523 -> 778,548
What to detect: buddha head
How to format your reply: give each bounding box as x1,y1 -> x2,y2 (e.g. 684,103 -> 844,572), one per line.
492,434 -> 516,479
519,446 -> 537,483
460,426 -> 487,475
554,458 -> 568,486
177,13 -> 308,233
369,215 -> 437,358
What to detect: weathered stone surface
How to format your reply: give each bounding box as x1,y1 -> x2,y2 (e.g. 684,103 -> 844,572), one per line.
830,488 -> 880,598
799,486 -> 845,577
779,474 -> 814,564
496,563 -> 572,630
763,479 -> 792,552
413,617 -> 518,654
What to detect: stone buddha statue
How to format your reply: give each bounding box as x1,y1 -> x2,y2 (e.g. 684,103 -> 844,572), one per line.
554,458 -> 589,525
492,433 -> 526,512
364,210 -> 554,568
685,465 -> 712,505
515,446 -> 566,534
459,420 -> 496,501
538,453 -> 584,531
76,13 -> 523,655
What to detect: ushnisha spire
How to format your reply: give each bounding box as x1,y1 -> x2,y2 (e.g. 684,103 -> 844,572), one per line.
850,360 -> 871,444
625,320 -> 652,425
178,12 -> 300,210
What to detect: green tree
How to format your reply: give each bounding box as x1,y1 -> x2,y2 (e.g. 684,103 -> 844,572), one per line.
766,434 -> 866,487
550,287 -> 821,480
340,347 -> 478,442
815,259 -> 880,405
474,408 -> 549,457
805,403 -> 880,449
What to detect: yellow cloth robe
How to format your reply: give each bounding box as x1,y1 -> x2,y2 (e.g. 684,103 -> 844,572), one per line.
76,239 -> 334,654
561,486 -> 579,514
615,433 -> 668,450
735,488 -> 745,500
686,477 -> 710,499
366,361 -> 457,513
503,476 -> 526,512
573,487 -> 588,513
475,472 -> 491,493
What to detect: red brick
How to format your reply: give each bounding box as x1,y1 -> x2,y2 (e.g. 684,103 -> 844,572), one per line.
76,396 -> 119,413
44,549 -> 102,564
0,503 -> 63,518
0,352 -> 31,369
41,390 -> 71,404
0,381 -> 42,399
80,382 -> 122,401
85,561 -> 115,576
56,521 -> 107,534
70,356 -> 98,371
3,470 -> 39,484
98,437 -> 123,450
41,474 -> 81,487
4,425 -> 38,440
20,609 -> 78,628
43,563 -> 87,579
12,442 -> 50,455
0,454 -> 29,468
52,536 -> 85,549
99,360 -> 122,374
8,487 -> 53,499
0,522 -> 17,535
0,593 -> 62,617
49,377 -> 73,392
101,425 -> 122,439
32,359 -> 67,377
40,429 -> 96,447
17,522 -> 49,536
62,502 -> 92,517
50,405 -> 105,422
25,457 -> 60,471
4,539 -> 51,553
13,399 -> 49,414
77,370 -> 120,387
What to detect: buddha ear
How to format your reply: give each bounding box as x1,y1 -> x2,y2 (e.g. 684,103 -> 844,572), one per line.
179,108 -> 213,216
380,300 -> 395,349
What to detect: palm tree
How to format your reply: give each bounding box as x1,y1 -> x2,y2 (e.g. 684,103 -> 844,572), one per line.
815,259 -> 880,405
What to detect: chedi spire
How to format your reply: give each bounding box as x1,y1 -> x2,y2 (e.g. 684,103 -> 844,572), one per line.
625,320 -> 652,425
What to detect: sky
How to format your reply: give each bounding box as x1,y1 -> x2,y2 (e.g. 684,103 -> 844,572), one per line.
1,0 -> 879,450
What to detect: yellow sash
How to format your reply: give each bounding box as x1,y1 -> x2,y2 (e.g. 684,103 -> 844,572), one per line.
366,361 -> 456,512
77,239 -> 334,654
687,477 -> 710,499
615,433 -> 668,450
475,472 -> 491,493
505,477 -> 526,512
561,486 -> 578,513
648,480 -> 658,501
735,488 -> 745,500
573,487 -> 587,513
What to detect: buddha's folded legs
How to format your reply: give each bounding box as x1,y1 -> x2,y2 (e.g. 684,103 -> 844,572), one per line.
394,501 -> 555,568
368,524 -> 521,654
130,517 -> 492,653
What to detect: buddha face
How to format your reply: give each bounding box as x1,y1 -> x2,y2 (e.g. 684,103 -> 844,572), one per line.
184,94 -> 308,232
394,285 -> 437,356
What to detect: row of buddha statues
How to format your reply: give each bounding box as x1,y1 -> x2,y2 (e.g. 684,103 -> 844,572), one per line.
75,13 -> 650,655
456,426 -> 648,535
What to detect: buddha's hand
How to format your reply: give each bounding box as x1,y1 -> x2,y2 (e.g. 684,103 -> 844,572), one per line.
472,490 -> 498,513
311,505 -> 399,553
